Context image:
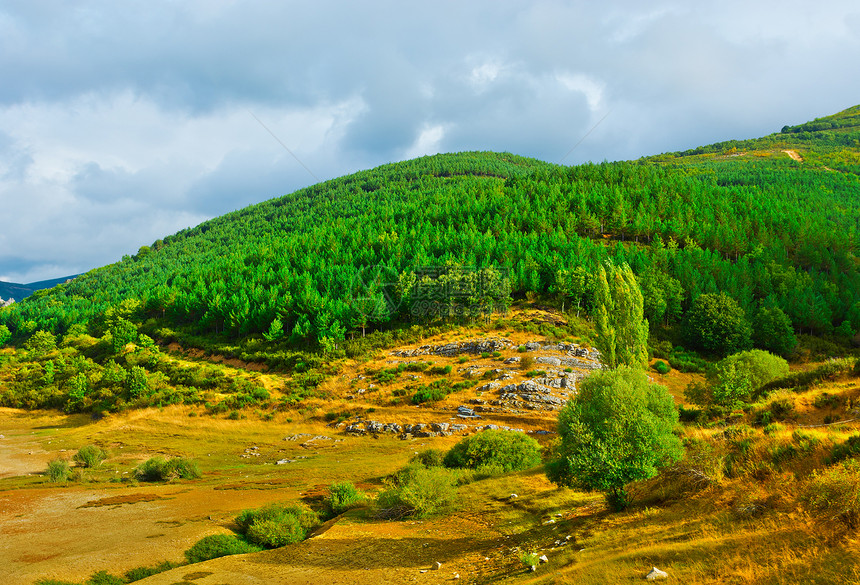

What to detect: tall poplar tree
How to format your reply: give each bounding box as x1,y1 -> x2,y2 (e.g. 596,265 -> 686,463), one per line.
594,261 -> 649,369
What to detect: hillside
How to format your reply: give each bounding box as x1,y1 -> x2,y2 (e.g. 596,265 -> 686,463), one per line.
1,106 -> 859,355
0,275 -> 79,304
1,309 -> 858,585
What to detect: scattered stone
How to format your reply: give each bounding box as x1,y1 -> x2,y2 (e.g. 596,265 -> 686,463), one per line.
645,567 -> 668,581
276,459 -> 294,465
530,565 -> 537,572
432,561 -> 443,570
539,554 -> 549,564
453,573 -> 460,580
508,493 -> 518,500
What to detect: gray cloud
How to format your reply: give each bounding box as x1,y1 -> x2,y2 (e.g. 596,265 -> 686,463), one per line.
1,0 -> 859,282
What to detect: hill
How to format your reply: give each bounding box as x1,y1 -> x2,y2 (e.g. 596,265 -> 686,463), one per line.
0,275 -> 79,304
1,106 -> 859,352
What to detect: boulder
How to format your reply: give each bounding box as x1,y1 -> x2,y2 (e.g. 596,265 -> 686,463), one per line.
645,567 -> 668,581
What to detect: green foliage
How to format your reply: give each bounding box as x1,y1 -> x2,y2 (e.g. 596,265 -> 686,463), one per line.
688,349 -> 789,408
683,293 -> 752,356
110,318 -> 138,352
761,358 -> 855,394
443,430 -> 541,472
326,481 -> 367,514
753,305 -> 798,356
594,262 -> 649,369
133,456 -> 200,481
376,464 -> 458,519
124,561 -> 178,582
85,571 -> 124,585
547,366 -> 683,510
126,365 -> 148,399
0,324 -> 10,346
653,360 -> 670,375
803,459 -> 860,528
47,458 -> 72,483
74,444 -> 107,468
184,534 -> 261,563
235,503 -> 319,548
410,448 -> 446,468
26,330 -> 56,355
520,552 -> 540,567
828,434 -> 860,464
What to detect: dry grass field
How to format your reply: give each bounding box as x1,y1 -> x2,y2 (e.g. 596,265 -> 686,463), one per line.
2,312 -> 859,584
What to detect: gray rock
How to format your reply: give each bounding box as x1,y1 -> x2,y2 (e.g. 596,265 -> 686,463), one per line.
645,567 -> 668,581
539,554 -> 548,564
535,356 -> 561,367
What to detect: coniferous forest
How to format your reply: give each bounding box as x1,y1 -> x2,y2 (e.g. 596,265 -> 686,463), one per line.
1,105 -> 859,413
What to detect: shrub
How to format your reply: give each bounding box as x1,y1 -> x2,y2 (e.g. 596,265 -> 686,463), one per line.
124,561 -> 177,582
411,448 -> 446,468
683,292 -> 752,356
184,534 -> 261,563
428,365 -> 452,376
828,434 -> 860,464
692,349 -> 789,408
653,360 -> 670,375
236,503 -> 319,548
376,464 -> 458,519
87,571 -> 124,585
520,552 -> 540,567
546,366 -> 683,510
134,456 -> 201,481
326,481 -> 367,514
47,459 -> 72,483
74,444 -> 108,468
803,459 -> 860,528
520,355 -> 534,370
444,430 -> 541,472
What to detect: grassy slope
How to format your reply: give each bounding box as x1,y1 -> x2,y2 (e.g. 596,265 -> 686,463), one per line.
2,308 -> 859,585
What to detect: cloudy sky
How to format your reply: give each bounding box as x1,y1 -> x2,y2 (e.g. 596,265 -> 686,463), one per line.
1,1 -> 859,284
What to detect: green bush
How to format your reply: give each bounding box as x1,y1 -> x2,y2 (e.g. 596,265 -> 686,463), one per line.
184,534 -> 261,563
326,481 -> 367,514
86,571 -> 124,585
376,464 -> 458,519
829,434 -> 860,464
47,459 -> 72,483
235,503 -> 319,548
683,292 -> 752,356
428,364 -> 452,375
520,551 -> 540,567
133,456 -> 200,481
124,561 -> 177,582
74,444 -> 108,468
443,430 -> 541,472
686,349 -> 789,408
411,448 -> 446,467
653,360 -> 670,375
803,459 -> 860,528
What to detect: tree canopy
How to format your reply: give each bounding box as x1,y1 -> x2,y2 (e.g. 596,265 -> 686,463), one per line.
546,366 -> 683,509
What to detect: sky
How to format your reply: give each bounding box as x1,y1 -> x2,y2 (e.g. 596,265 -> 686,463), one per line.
1,0 -> 859,284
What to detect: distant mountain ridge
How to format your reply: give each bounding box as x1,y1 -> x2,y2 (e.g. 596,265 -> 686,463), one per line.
0,275 -> 80,303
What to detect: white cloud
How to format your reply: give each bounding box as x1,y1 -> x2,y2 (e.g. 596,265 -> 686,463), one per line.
1,0 -> 860,282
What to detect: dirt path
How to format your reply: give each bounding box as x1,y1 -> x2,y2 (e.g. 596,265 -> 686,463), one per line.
782,149 -> 803,162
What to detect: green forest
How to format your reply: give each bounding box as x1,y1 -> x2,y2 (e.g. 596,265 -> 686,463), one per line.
1,105 -> 859,413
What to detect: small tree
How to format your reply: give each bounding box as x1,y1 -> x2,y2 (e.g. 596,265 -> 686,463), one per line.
546,366 -> 682,510
752,305 -> 797,357
685,349 -> 789,408
593,262 -> 649,369
683,292 -> 751,356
